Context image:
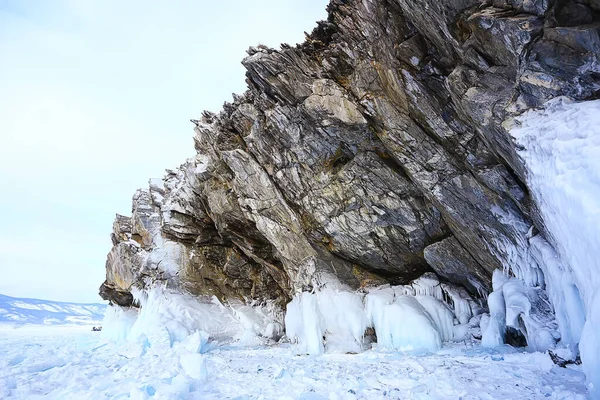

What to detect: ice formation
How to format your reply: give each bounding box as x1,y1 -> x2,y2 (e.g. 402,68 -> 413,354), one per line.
481,268 -> 558,351
285,274 -> 477,355
102,285 -> 282,349
481,287 -> 506,348
101,304 -> 138,342
508,98 -> 600,393
368,293 -> 442,352
285,289 -> 368,354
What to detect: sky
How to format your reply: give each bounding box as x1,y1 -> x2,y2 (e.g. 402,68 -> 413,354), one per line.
0,0 -> 328,303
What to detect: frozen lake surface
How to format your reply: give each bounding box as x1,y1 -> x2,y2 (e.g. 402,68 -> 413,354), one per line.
0,325 -> 588,399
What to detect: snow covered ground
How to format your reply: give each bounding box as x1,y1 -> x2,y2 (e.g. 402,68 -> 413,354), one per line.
0,324 -> 588,399
0,294 -> 105,326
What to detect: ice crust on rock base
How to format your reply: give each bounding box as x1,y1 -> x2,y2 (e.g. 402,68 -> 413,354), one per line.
285,289 -> 368,354
102,285 -> 283,349
285,274 -> 477,355
367,292 -> 443,352
482,269 -> 558,352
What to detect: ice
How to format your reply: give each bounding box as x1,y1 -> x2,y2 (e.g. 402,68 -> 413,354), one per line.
101,304 -> 138,341
179,353 -> 207,381
103,285 -> 282,349
440,283 -> 475,325
415,295 -> 455,342
0,281 -> 590,399
378,295 -> 442,352
509,97 -> 600,394
0,325 -> 588,399
452,323 -> 470,342
285,292 -> 325,355
409,273 -> 443,299
482,269 -> 559,352
264,321 -> 284,340
502,277 -> 557,352
286,277 -> 474,355
529,235 -> 585,353
285,289 -> 370,354
482,289 -> 506,348
231,302 -> 284,345
396,273 -> 475,324
364,286 -> 395,345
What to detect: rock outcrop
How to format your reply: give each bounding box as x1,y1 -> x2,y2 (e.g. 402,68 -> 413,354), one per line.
100,0 -> 599,350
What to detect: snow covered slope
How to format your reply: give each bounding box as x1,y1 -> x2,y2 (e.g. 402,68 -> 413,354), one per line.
0,294 -> 106,326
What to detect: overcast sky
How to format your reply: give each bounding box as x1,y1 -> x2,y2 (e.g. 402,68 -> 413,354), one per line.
0,0 -> 328,303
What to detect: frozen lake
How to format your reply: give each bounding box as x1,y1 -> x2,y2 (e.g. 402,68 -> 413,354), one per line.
0,325 -> 588,399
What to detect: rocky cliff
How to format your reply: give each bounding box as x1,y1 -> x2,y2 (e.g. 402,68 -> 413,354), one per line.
100,0 -> 599,354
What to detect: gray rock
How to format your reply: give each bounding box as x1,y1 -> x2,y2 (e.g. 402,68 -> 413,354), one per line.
99,0 -> 600,339
424,236 -> 491,296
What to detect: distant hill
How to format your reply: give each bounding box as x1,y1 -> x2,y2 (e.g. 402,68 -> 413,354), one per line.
0,294 -> 106,326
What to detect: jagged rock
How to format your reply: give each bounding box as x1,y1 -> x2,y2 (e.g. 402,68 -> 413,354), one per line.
424,236 -> 490,297
100,0 -> 599,331
99,281 -> 134,307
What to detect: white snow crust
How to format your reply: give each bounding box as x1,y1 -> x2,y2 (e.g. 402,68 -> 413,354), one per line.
0,325 -> 588,399
509,97 -> 600,395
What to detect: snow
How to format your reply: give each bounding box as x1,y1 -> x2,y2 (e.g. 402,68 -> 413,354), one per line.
0,324 -> 588,399
194,155 -> 209,174
0,294 -> 105,326
509,97 -> 600,395
0,279 -> 591,398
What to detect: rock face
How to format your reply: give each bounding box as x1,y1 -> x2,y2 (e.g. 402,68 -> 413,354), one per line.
100,0 -> 599,333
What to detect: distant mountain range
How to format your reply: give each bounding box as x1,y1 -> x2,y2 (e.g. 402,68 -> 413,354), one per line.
0,294 -> 106,326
